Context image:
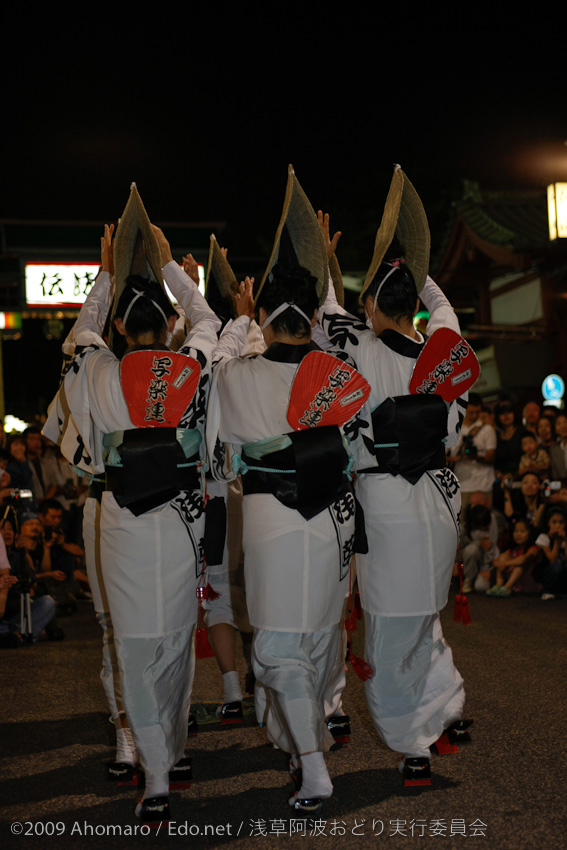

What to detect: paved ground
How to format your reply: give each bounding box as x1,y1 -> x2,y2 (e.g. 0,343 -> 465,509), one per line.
1,590 -> 566,849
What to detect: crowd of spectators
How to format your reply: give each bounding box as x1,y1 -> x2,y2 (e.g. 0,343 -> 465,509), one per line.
0,425 -> 90,647
2,391 -> 564,645
450,394 -> 567,601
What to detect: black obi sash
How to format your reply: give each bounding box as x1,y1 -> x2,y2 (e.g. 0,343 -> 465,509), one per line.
368,395 -> 448,485
241,424 -> 351,520
105,428 -> 200,516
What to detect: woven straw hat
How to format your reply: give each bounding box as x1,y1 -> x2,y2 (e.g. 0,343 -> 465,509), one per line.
254,165 -> 329,308
205,234 -> 240,320
360,164 -> 430,302
329,252 -> 345,308
113,183 -> 164,307
109,183 -> 167,351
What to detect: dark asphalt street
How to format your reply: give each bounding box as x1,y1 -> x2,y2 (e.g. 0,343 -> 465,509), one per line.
1,591 -> 565,850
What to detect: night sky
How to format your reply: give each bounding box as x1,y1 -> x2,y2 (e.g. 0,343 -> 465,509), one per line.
3,8 -> 566,267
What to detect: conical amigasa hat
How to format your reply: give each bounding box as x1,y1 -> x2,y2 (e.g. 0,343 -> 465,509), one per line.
254,165 -> 329,307
205,234 -> 240,320
113,183 -> 164,310
329,253 -> 345,308
360,164 -> 430,301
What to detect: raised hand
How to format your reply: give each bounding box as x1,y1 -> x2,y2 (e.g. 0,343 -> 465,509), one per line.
181,253 -> 200,284
235,276 -> 255,319
151,224 -> 174,267
100,223 -> 115,273
317,210 -> 342,259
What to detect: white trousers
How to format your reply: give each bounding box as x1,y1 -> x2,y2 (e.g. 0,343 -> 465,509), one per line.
323,623 -> 348,719
99,492 -> 201,777
252,625 -> 339,755
83,498 -> 123,721
364,612 -> 465,758
114,627 -> 195,775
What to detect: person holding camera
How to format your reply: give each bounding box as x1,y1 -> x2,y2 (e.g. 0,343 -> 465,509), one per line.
0,515 -> 59,644
36,499 -> 88,613
449,393 -> 497,512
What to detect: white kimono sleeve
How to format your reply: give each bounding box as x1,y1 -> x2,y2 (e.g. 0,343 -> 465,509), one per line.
420,275 -> 461,336
212,316 -> 251,366
162,261 -> 221,365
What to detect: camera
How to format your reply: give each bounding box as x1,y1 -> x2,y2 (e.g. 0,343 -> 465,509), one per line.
6,489 -> 34,505
543,480 -> 561,499
462,434 -> 478,459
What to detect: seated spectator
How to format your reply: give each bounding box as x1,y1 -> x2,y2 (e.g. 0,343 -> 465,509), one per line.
38,499 -> 85,564
522,401 -> 541,436
0,517 -> 59,644
23,426 -> 58,506
549,414 -> 567,481
502,472 -> 545,529
494,402 -> 526,477
6,435 -> 35,499
535,507 -> 567,601
460,498 -> 502,593
0,449 -> 13,506
518,432 -> 550,480
486,518 -> 539,597
493,401 -> 527,511
37,500 -> 89,611
536,416 -> 555,450
16,510 -> 76,615
41,441 -> 89,546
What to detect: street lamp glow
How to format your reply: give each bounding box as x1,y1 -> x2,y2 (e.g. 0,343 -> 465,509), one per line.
547,182 -> 567,240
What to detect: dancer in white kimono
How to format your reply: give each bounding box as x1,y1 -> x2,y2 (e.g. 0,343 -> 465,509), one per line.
46,207 -> 221,824
318,168 -> 468,787
44,225 -> 141,777
208,248 -> 372,811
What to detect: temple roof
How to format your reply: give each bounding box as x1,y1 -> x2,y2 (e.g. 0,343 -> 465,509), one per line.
452,181 -> 548,251
432,182 -> 555,289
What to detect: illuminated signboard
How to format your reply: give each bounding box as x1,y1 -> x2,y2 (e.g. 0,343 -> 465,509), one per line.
25,263 -> 100,307
25,263 -> 205,308
542,373 -> 565,402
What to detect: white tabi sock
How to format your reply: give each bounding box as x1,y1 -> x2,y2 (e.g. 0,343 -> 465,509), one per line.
290,751 -> 333,802
115,726 -> 137,766
222,670 -> 243,704
143,772 -> 169,799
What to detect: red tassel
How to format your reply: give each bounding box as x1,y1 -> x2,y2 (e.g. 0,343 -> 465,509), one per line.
349,651 -> 373,681
453,594 -> 464,622
460,595 -> 472,625
196,583 -> 221,601
453,593 -> 472,625
195,626 -> 215,659
348,639 -> 373,680
344,617 -> 357,632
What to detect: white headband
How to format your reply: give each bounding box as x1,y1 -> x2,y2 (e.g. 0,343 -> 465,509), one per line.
122,287 -> 169,331
261,301 -> 312,331
369,264 -> 399,317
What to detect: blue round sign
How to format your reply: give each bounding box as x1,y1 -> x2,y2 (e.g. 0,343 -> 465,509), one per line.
542,374 -> 565,401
